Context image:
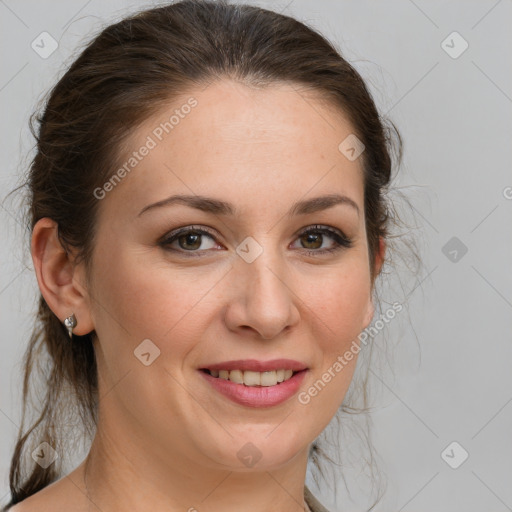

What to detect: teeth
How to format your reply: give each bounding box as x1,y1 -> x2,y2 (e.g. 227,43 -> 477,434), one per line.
244,371 -> 261,386
210,369 -> 296,386
229,370 -> 244,384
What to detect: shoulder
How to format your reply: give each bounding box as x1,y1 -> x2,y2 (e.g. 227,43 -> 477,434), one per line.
8,503 -> 30,512
7,499 -> 42,512
6,494 -> 50,512
6,490 -> 63,512
6,464 -> 88,512
304,484 -> 332,512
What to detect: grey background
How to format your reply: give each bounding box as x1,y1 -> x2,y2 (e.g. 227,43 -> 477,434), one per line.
1,1 -> 511,511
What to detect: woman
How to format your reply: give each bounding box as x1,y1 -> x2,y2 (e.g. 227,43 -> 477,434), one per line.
3,1 -> 407,510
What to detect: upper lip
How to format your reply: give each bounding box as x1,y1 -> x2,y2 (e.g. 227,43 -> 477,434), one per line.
199,359 -> 308,372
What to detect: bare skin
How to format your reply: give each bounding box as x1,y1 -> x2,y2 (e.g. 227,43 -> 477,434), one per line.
19,79 -> 385,512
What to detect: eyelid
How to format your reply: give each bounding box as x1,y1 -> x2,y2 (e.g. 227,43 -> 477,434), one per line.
295,224 -> 350,240
157,224 -> 220,253
293,224 -> 353,251
159,223 -> 353,256
159,225 -> 219,243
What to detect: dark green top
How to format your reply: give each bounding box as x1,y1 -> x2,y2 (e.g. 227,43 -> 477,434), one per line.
304,485 -> 331,512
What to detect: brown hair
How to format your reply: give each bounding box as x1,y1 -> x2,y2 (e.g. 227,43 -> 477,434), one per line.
3,0 -> 415,509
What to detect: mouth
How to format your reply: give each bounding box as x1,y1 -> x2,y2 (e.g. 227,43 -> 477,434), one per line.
199,368 -> 302,387
198,361 -> 309,408
197,359 -> 309,407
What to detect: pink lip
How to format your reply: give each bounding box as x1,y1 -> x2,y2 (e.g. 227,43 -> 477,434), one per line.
199,359 -> 307,372
199,368 -> 308,408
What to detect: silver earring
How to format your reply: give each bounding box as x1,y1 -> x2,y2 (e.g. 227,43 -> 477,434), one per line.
64,313 -> 77,339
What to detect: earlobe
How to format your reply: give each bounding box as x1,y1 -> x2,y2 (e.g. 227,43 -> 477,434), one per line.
31,218 -> 95,336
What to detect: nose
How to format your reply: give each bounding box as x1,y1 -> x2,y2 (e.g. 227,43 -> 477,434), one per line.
223,243 -> 300,340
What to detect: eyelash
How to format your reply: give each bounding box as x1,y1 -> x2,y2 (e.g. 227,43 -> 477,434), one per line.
159,224 -> 353,258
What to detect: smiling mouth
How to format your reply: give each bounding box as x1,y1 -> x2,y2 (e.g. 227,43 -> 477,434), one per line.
200,368 -> 301,387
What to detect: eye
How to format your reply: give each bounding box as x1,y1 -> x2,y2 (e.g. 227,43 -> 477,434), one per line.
159,226 -> 222,256
291,225 -> 353,255
159,224 -> 353,257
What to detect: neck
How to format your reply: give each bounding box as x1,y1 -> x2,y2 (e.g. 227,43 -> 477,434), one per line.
80,424 -> 311,512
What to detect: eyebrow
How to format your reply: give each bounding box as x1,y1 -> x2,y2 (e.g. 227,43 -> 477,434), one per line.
137,193 -> 360,218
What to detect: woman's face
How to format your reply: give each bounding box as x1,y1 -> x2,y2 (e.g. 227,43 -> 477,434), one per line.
84,79 -> 382,471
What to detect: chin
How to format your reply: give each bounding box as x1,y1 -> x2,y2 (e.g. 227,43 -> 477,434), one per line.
201,431 -> 308,472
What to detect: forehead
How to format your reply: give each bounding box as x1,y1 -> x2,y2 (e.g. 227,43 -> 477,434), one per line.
99,79 -> 365,220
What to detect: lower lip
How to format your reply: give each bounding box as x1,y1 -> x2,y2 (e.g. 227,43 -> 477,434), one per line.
199,369 -> 308,408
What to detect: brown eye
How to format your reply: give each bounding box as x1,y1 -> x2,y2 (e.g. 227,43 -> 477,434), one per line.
300,232 -> 323,250
176,232 -> 203,250
160,226 -> 220,255
292,225 -> 353,255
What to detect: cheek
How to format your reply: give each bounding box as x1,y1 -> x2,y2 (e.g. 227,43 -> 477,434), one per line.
89,248 -> 224,419
299,260 -> 371,409
91,247 -> 225,356
305,262 -> 371,343
92,245 -> 371,362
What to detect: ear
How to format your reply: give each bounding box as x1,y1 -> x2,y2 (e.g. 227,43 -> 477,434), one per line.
363,237 -> 387,329
31,217 -> 95,336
